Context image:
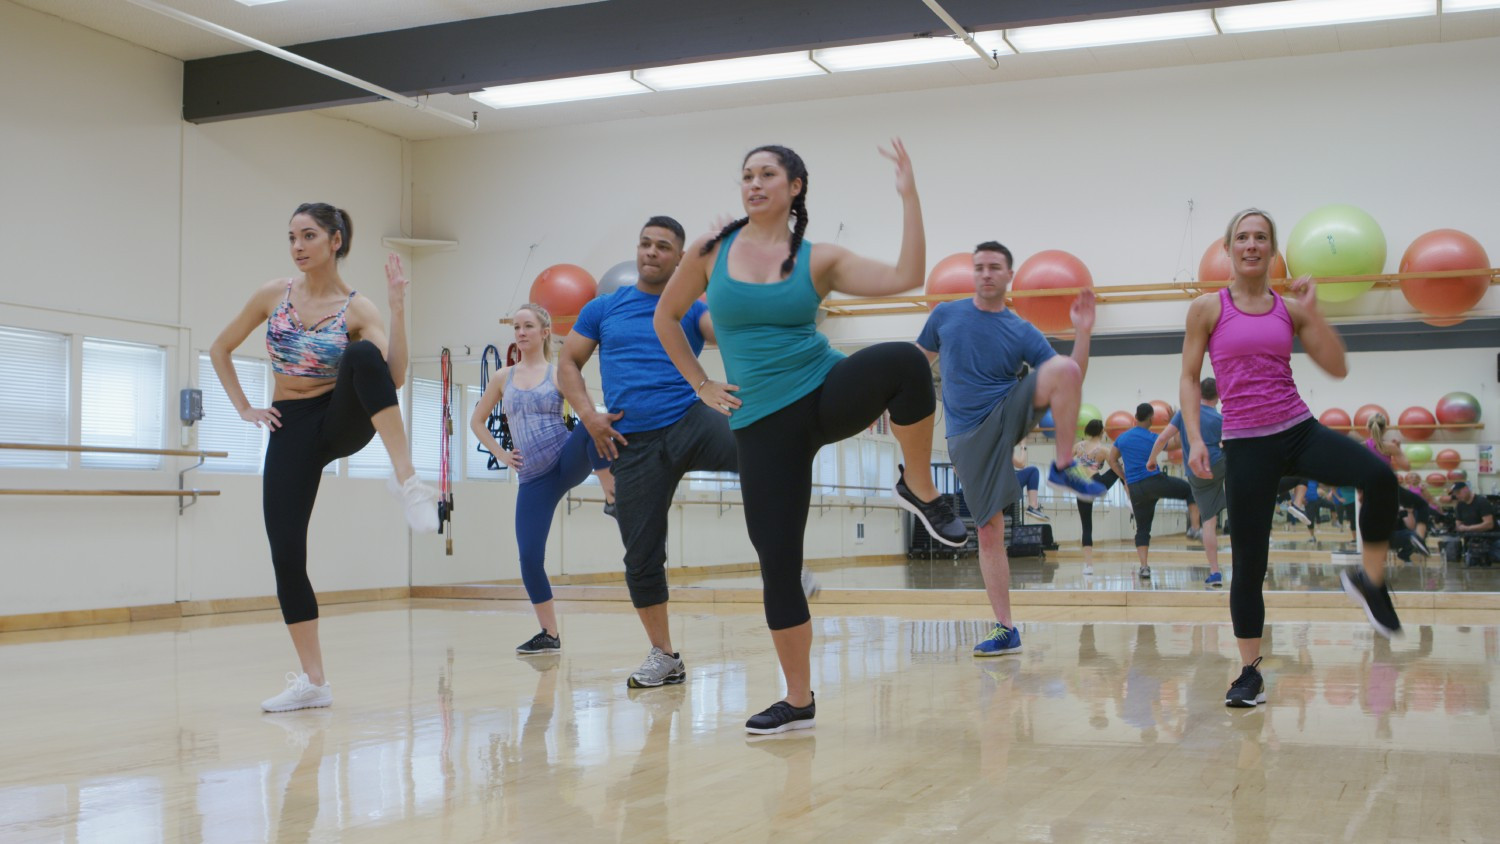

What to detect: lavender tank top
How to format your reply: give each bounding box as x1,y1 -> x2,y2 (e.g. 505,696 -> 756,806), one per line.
501,364 -> 569,483
1207,288 -> 1311,439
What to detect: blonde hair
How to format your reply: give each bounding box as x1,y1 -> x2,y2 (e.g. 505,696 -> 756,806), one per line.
1366,412 -> 1388,442
513,303 -> 553,361
1223,208 -> 1278,254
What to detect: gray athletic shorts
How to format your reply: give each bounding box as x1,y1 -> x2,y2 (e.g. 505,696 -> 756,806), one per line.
947,368 -> 1043,527
1189,457 -> 1228,517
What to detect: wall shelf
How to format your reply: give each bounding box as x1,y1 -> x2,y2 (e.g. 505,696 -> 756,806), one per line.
381,237 -> 458,252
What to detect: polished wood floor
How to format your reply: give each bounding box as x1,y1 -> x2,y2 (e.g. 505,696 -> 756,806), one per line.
2,598 -> 1497,842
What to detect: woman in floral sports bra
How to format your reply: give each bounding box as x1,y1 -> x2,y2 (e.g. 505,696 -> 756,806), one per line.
209,202 -> 439,714
1178,208 -> 1400,710
469,303 -> 612,656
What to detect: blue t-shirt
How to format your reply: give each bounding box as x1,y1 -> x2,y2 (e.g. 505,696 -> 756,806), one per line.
1169,404 -> 1224,466
916,301 -> 1056,438
572,286 -> 706,434
1114,425 -> 1160,484
706,231 -> 844,430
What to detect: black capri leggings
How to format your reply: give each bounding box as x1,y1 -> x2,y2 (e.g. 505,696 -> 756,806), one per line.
1076,469 -> 1119,548
1223,418 -> 1396,639
1397,486 -> 1433,527
735,343 -> 935,630
1127,473 -> 1192,547
263,340 -> 399,625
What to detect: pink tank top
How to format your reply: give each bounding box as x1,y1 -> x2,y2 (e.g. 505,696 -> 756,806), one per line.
1365,438 -> 1393,466
1207,288 -> 1310,439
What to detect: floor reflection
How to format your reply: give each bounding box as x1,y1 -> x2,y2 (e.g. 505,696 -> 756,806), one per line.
0,601 -> 1496,842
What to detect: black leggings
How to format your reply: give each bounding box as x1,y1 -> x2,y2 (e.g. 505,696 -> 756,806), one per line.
1223,418 -> 1396,639
1127,473 -> 1192,547
1076,469 -> 1119,548
735,343 -> 934,630
263,340 -> 399,625
1397,486 -> 1433,528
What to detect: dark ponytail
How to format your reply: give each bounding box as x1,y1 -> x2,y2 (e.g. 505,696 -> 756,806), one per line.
701,145 -> 809,277
292,202 -> 353,260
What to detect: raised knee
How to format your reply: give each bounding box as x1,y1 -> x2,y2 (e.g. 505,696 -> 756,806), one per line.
344,339 -> 385,367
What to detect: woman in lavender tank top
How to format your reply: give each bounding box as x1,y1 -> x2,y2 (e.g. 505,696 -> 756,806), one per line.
1178,209 -> 1401,709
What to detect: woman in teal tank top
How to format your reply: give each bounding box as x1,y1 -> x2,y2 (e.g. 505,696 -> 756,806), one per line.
653,140 -> 967,735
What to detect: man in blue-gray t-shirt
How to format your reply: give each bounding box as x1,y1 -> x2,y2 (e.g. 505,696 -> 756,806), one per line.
916,240 -> 1105,658
1108,404 -> 1197,581
559,216 -> 737,691
1148,377 -> 1225,586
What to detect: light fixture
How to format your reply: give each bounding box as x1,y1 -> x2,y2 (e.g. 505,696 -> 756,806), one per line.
233,0 -> 290,5
1441,0 -> 1500,11
813,35 -> 1010,72
632,52 -> 826,90
1006,9 -> 1218,52
469,72 -> 649,109
1214,0 -> 1436,33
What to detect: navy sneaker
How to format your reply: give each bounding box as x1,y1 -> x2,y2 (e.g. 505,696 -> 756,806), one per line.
973,623 -> 1022,656
516,629 -> 561,654
1340,568 -> 1402,639
1225,657 -> 1266,707
745,693 -> 816,735
1205,571 -> 1223,588
1047,460 -> 1107,501
894,466 -> 968,547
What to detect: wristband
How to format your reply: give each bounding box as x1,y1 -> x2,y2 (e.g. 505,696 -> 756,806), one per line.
696,377 -> 709,394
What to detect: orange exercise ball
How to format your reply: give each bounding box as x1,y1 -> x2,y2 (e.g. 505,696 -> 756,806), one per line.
1448,469 -> 1468,483
1423,317 -> 1465,328
1318,407 -> 1352,431
1012,250 -> 1092,335
1436,449 -> 1461,471
1198,240 -> 1288,283
1353,404 -> 1388,431
1397,406 -> 1437,442
925,252 -> 974,310
1105,410 -> 1135,440
1149,400 -> 1173,428
529,264 -> 597,335
1398,229 -> 1490,319
1425,472 -> 1448,488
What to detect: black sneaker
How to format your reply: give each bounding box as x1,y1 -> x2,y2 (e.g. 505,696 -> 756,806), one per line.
1407,533 -> 1429,557
745,693 -> 816,735
1340,568 -> 1402,638
516,629 -> 561,654
894,466 -> 967,547
603,501 -> 617,519
1225,657 -> 1266,708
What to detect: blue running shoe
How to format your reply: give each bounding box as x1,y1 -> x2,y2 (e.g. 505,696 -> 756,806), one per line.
1047,460 -> 1107,501
1205,571 -> 1223,588
973,623 -> 1022,656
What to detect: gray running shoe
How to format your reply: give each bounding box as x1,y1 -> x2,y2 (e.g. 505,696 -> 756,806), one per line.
627,646 -> 685,688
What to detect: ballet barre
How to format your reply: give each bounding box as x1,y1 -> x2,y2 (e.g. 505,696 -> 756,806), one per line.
566,481 -> 905,518
0,442 -> 228,514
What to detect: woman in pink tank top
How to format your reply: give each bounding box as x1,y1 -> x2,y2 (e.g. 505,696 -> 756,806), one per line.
1178,208 -> 1401,710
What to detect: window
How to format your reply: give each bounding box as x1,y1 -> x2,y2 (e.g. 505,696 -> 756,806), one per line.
80,338 -> 165,469
0,326 -> 69,468
876,442 -> 895,497
409,377 -> 444,482
813,444 -> 838,495
347,397 -> 396,479
196,354 -> 269,473
465,385 -> 509,480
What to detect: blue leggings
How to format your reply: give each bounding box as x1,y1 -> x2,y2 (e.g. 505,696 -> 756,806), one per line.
1016,465 -> 1040,493
515,424 -> 608,604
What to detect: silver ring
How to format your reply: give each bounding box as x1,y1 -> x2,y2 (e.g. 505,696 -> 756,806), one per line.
720,403 -> 728,410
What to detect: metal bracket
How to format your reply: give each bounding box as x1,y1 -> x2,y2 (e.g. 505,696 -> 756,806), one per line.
179,453 -> 206,515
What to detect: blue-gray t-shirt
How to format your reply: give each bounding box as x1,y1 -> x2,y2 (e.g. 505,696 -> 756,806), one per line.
1169,404 -> 1224,467
572,286 -> 706,434
916,301 -> 1056,438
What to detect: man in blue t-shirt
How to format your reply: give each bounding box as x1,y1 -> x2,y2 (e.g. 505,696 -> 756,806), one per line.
1148,377 -> 1225,586
558,216 -> 737,690
1108,403 -> 1198,580
916,241 -> 1105,658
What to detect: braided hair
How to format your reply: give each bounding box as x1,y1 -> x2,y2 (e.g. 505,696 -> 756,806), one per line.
700,145 -> 809,277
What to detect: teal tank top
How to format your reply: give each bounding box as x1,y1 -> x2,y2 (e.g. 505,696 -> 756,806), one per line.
706,229 -> 845,429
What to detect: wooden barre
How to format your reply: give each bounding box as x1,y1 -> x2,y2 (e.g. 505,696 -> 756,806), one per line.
0,443 -> 229,459
0,489 -> 221,497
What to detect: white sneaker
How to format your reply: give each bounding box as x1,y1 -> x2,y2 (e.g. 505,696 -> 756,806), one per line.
261,672 -> 332,713
387,473 -> 439,533
801,568 -> 822,599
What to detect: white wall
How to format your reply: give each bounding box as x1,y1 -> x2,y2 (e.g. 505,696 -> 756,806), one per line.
0,2 -> 407,616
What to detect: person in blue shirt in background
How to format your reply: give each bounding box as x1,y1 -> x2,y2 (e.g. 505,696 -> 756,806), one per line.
1149,378 -> 1225,587
1108,403 -> 1199,581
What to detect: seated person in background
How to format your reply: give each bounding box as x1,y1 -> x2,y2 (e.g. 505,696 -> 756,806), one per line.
1013,443 -> 1047,522
1391,505 -> 1422,563
1451,482 -> 1495,533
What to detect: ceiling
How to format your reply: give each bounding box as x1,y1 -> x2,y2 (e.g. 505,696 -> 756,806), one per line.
16,0 -> 1500,140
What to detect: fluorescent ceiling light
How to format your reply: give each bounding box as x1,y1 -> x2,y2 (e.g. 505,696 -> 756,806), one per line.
470,72 -> 648,108
813,36 -> 1010,71
234,0 -> 290,5
1215,0 -> 1436,33
1442,0 -> 1500,10
1007,9 -> 1218,52
633,52 -> 826,90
